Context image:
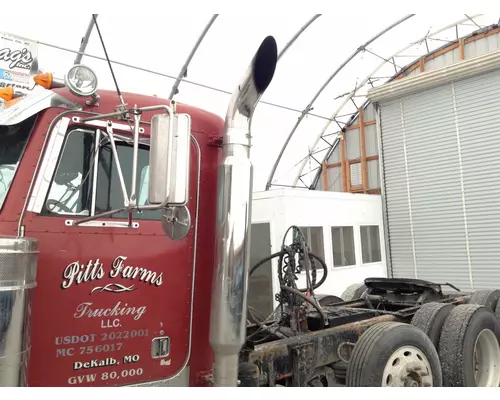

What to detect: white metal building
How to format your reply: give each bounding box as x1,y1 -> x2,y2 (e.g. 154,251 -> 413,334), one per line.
249,189 -> 387,316
312,24 -> 500,291
369,45 -> 500,291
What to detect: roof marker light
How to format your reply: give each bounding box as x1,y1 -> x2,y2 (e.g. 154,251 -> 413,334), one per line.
33,72 -> 65,90
0,87 -> 14,101
33,73 -> 54,89
4,97 -> 22,108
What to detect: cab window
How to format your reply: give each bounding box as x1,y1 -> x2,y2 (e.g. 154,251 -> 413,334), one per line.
44,129 -> 93,216
0,115 -> 37,210
94,140 -> 161,220
43,128 -> 161,220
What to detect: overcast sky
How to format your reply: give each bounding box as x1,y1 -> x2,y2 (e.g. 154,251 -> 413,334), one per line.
2,13 -> 498,191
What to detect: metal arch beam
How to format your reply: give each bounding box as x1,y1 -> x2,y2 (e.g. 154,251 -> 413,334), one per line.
254,14 -> 321,106
277,14 -> 322,60
265,14 -> 415,191
168,14 -> 219,100
310,140 -> 341,188
167,13 -> 320,100
33,36 -> 332,117
309,17 -> 487,189
464,14 -> 481,29
301,14 -> 484,189
74,14 -> 98,65
291,14 -> 482,188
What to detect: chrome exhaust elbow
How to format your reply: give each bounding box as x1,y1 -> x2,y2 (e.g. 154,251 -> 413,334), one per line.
209,36 -> 278,387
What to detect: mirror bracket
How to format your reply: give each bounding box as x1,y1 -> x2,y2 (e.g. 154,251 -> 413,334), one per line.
86,92 -> 101,107
161,205 -> 191,241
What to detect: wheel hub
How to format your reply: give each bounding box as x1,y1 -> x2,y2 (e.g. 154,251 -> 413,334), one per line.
404,377 -> 419,387
473,329 -> 500,387
382,346 -> 433,387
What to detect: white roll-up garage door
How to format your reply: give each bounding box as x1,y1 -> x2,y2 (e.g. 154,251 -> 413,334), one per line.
369,52 -> 500,291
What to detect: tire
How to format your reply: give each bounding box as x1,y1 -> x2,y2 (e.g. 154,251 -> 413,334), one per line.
468,289 -> 500,312
411,302 -> 455,350
341,283 -> 367,301
439,304 -> 500,387
315,294 -> 343,306
345,321 -> 442,387
495,300 -> 500,319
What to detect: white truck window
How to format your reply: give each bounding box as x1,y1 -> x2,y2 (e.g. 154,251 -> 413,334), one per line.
0,116 -> 37,210
0,164 -> 16,206
138,165 -> 149,205
45,129 -> 94,216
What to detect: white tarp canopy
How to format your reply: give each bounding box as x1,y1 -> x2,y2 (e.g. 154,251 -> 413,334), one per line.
2,13 -> 498,191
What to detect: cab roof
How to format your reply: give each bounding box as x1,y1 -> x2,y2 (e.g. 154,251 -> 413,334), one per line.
52,88 -> 224,136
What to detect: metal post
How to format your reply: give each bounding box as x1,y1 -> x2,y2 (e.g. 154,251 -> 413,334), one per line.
74,14 -> 98,65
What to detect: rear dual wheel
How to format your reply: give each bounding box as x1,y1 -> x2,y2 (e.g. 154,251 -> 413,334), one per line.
412,301 -> 500,387
467,289 -> 500,320
439,304 -> 500,387
468,289 -> 500,312
411,302 -> 454,351
342,289 -> 500,386
346,322 -> 442,387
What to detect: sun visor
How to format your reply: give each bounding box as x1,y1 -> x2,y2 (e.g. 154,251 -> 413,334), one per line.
0,86 -> 82,126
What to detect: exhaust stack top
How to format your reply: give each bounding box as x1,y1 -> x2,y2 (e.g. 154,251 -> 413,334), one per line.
209,35 -> 278,387
224,35 -> 278,134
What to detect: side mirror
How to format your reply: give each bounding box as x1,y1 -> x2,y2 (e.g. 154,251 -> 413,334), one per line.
148,112 -> 191,207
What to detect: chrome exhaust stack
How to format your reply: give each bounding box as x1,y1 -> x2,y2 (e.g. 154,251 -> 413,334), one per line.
209,36 -> 278,387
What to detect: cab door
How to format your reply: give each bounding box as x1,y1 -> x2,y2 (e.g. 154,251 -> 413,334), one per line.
23,118 -> 199,387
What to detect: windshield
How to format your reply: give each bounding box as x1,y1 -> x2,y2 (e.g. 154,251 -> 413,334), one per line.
0,115 -> 37,210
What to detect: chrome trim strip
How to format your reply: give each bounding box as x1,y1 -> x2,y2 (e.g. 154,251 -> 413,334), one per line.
90,129 -> 101,215
64,220 -> 140,229
72,116 -> 145,134
130,138 -> 201,385
166,136 -> 201,381
0,283 -> 37,291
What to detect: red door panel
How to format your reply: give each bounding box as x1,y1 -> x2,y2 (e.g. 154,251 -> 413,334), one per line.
24,139 -> 200,387
25,226 -> 195,387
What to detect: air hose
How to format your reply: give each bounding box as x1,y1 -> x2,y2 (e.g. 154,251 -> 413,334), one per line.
249,251 -> 328,291
247,226 -> 329,336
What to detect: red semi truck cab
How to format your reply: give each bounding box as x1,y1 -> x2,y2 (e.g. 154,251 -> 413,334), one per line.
0,35 -> 278,387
